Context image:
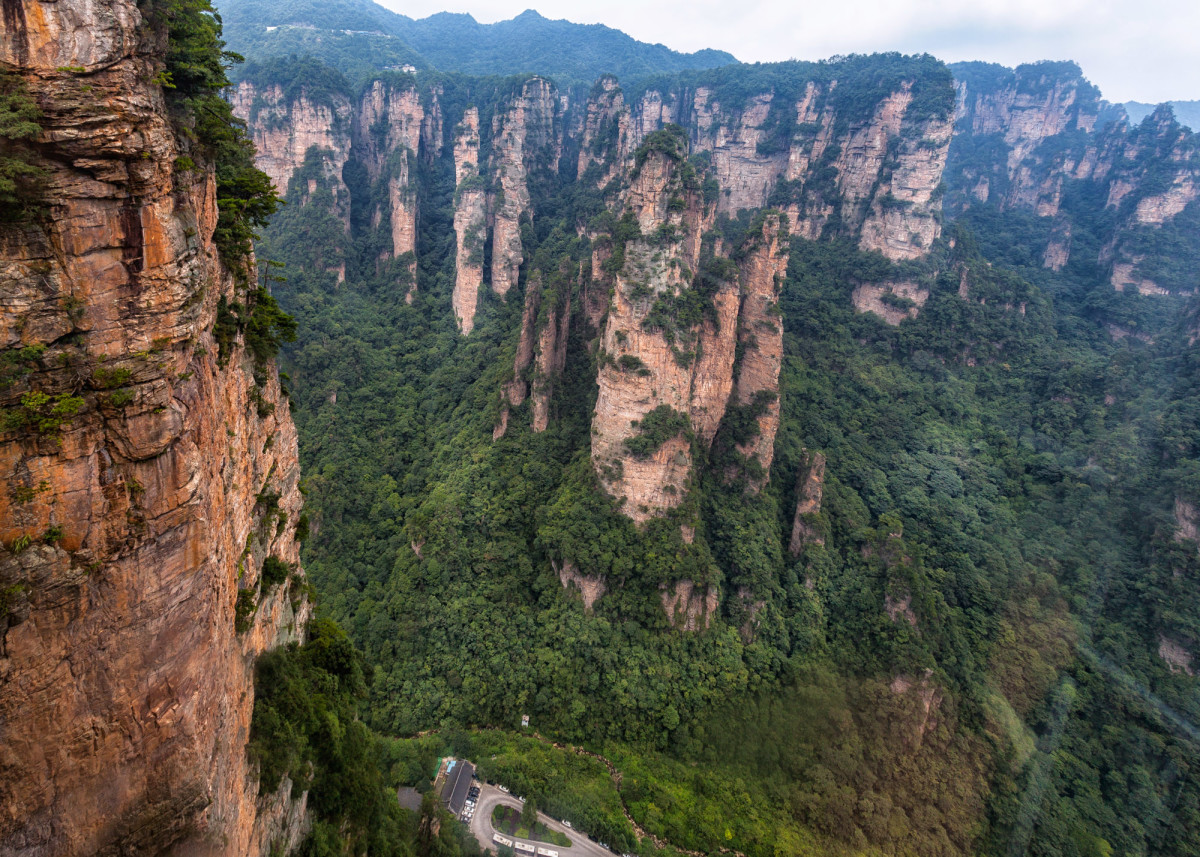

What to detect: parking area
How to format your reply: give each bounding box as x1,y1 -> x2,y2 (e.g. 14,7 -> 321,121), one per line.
456,781 -> 482,824
465,782 -> 617,857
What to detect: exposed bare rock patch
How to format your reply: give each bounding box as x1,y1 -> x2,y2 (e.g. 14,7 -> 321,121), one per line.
789,450 -> 826,554
554,560 -> 607,613
660,580 -> 719,631
852,281 -> 929,325
885,592 -> 919,627
1158,636 -> 1195,676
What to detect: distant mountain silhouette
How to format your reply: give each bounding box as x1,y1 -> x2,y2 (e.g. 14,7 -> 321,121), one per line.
1124,100 -> 1200,132
217,0 -> 737,84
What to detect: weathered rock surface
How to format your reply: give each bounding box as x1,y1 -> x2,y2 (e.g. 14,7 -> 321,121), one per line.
232,82 -> 352,210
852,281 -> 929,325
1,3 -> 308,854
949,64 -> 1200,294
353,79 -> 436,303
580,75 -> 953,262
488,77 -> 559,299
660,580 -> 719,632
452,107 -> 486,333
789,450 -> 826,554
889,670 -> 944,747
1158,636 -> 1195,676
589,142 -> 792,522
730,213 -> 789,488
590,149 -> 716,523
554,559 -> 606,613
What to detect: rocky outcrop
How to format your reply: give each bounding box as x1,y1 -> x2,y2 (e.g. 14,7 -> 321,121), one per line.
1111,261 -> 1170,296
1158,636 -> 1195,676
554,559 -> 606,613
1043,219 -> 1072,270
530,279 -> 572,433
889,670 -> 944,747
452,108 -> 486,333
952,64 -> 1101,210
852,281 -> 929,325
789,450 -> 826,554
496,260 -> 576,437
0,3 -> 308,854
495,272 -> 542,438
590,137 -> 795,521
660,580 -> 718,631
729,214 -> 789,488
885,592 -> 919,627
1175,497 -> 1200,546
949,63 -> 1200,295
577,74 -> 626,186
232,81 -> 352,211
489,77 -> 559,299
590,146 -> 718,522
858,93 -> 955,260
578,70 -> 954,262
355,79 -> 433,303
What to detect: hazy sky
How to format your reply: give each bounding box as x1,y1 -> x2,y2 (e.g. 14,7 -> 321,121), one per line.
376,0 -> 1197,103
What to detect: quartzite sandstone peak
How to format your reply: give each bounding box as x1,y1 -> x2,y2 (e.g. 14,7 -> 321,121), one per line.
1,1 -> 309,854
948,61 -> 1200,295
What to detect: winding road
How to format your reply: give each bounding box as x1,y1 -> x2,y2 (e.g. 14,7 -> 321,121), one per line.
466,783 -> 616,857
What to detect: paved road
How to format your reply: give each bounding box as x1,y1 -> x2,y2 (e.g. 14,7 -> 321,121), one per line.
466,782 -> 616,857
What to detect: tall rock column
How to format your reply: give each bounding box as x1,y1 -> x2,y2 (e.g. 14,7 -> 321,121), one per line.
590,143 -> 720,523
0,3 -> 308,855
729,213 -> 789,488
355,79 -> 429,303
452,107 -> 486,333
488,77 -> 559,299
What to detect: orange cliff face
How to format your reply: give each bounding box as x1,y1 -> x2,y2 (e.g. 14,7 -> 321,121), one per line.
1,2 -> 309,855
588,142 -> 790,525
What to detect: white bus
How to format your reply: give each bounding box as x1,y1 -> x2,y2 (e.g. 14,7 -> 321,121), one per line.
514,842 -> 536,855
492,834 -> 515,848
536,849 -> 559,857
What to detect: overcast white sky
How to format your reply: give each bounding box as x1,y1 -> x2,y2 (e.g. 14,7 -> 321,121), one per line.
376,0 -> 1198,103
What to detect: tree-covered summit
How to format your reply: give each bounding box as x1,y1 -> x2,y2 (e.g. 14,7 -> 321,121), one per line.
216,0 -> 737,85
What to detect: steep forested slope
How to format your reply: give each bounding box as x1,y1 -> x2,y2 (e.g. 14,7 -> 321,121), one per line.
222,44 -> 1200,857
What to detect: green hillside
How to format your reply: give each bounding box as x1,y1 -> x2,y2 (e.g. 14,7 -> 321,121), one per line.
216,0 -> 736,84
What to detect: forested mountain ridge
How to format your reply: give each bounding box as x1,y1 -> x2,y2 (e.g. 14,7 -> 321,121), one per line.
230,40 -> 1200,857
948,60 -> 1200,297
216,0 -> 737,85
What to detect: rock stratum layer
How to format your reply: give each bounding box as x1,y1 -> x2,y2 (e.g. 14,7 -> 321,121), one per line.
1,2 -> 308,854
